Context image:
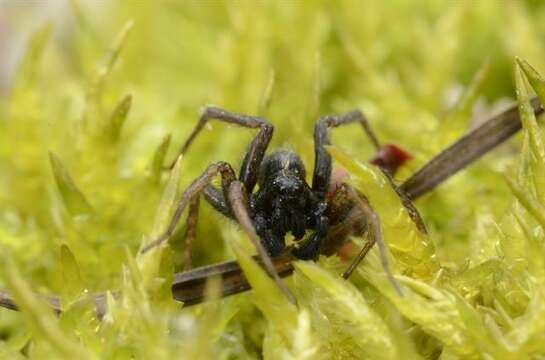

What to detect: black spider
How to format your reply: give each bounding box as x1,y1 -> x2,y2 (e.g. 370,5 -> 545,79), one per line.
141,106 -> 413,302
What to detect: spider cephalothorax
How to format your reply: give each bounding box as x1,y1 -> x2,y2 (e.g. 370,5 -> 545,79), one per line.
251,150 -> 328,259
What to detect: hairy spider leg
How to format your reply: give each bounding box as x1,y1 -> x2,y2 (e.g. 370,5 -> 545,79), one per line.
228,181 -> 296,304
140,161 -> 237,254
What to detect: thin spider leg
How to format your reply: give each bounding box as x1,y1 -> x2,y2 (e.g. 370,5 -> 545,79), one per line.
342,189 -> 403,296
312,110 -> 380,198
141,161 -> 236,254
381,170 -> 427,234
181,195 -> 200,270
202,184 -> 235,220
227,181 -> 297,305
313,109 -> 427,233
167,106 -> 273,193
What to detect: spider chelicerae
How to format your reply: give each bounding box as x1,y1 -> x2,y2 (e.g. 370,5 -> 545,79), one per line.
141,106 -> 419,303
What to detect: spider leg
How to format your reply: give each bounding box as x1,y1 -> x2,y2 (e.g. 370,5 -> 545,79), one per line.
202,185 -> 235,220
342,189 -> 403,296
181,195 -> 200,270
167,106 -> 273,193
141,161 -> 237,254
312,109 -> 427,233
227,181 -> 297,305
312,110 -> 380,198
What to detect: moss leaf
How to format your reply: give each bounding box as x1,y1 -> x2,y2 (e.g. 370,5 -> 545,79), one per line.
49,152 -> 93,216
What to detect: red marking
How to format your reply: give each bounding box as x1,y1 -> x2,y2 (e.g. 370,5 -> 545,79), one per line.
370,143 -> 412,175
337,242 -> 356,262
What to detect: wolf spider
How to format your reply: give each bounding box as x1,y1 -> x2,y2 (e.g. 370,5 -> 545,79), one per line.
141,106 -> 415,303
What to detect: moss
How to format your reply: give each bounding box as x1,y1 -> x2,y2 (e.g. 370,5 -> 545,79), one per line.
3,1 -> 545,358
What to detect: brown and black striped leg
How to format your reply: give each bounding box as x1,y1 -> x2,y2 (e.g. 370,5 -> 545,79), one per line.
342,189 -> 403,296
141,161 -> 237,254
167,106 -> 273,193
181,195 -> 200,270
228,181 -> 297,305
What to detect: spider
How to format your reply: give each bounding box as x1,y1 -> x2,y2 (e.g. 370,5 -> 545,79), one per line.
141,106 -> 418,303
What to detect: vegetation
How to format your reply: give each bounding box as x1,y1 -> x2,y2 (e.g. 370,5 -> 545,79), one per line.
2,1 -> 545,358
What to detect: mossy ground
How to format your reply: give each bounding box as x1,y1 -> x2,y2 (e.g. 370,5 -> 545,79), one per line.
2,1 -> 545,359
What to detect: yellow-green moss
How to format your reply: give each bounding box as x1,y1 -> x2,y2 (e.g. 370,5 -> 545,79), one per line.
2,1 -> 545,358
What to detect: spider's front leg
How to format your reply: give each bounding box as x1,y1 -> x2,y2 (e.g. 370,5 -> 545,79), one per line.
228,181 -> 297,304
167,106 -> 273,193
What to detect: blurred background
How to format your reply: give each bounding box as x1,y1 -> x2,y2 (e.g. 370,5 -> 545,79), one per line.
2,1 -> 545,358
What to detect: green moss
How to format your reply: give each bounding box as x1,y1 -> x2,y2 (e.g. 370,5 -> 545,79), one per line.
3,1 -> 545,358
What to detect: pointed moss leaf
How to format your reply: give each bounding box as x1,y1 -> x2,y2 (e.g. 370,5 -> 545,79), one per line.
60,244 -> 83,301
327,146 -> 436,276
512,211 -> 545,281
230,239 -> 298,333
498,208 -> 532,278
516,57 -> 545,107
49,152 -> 93,216
138,155 -> 182,292
124,247 -> 147,300
515,64 -> 545,163
105,20 -> 134,74
5,260 -> 96,360
294,261 -> 398,359
515,63 -> 545,203
150,247 -> 176,309
108,94 -> 132,141
258,69 -> 275,115
440,59 -> 490,145
13,22 -> 52,90
67,0 -> 96,38
150,133 -> 172,184
451,259 -> 502,292
289,310 -> 321,360
505,176 -> 545,230
263,309 -> 323,360
150,154 -> 183,239
87,20 -> 134,105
